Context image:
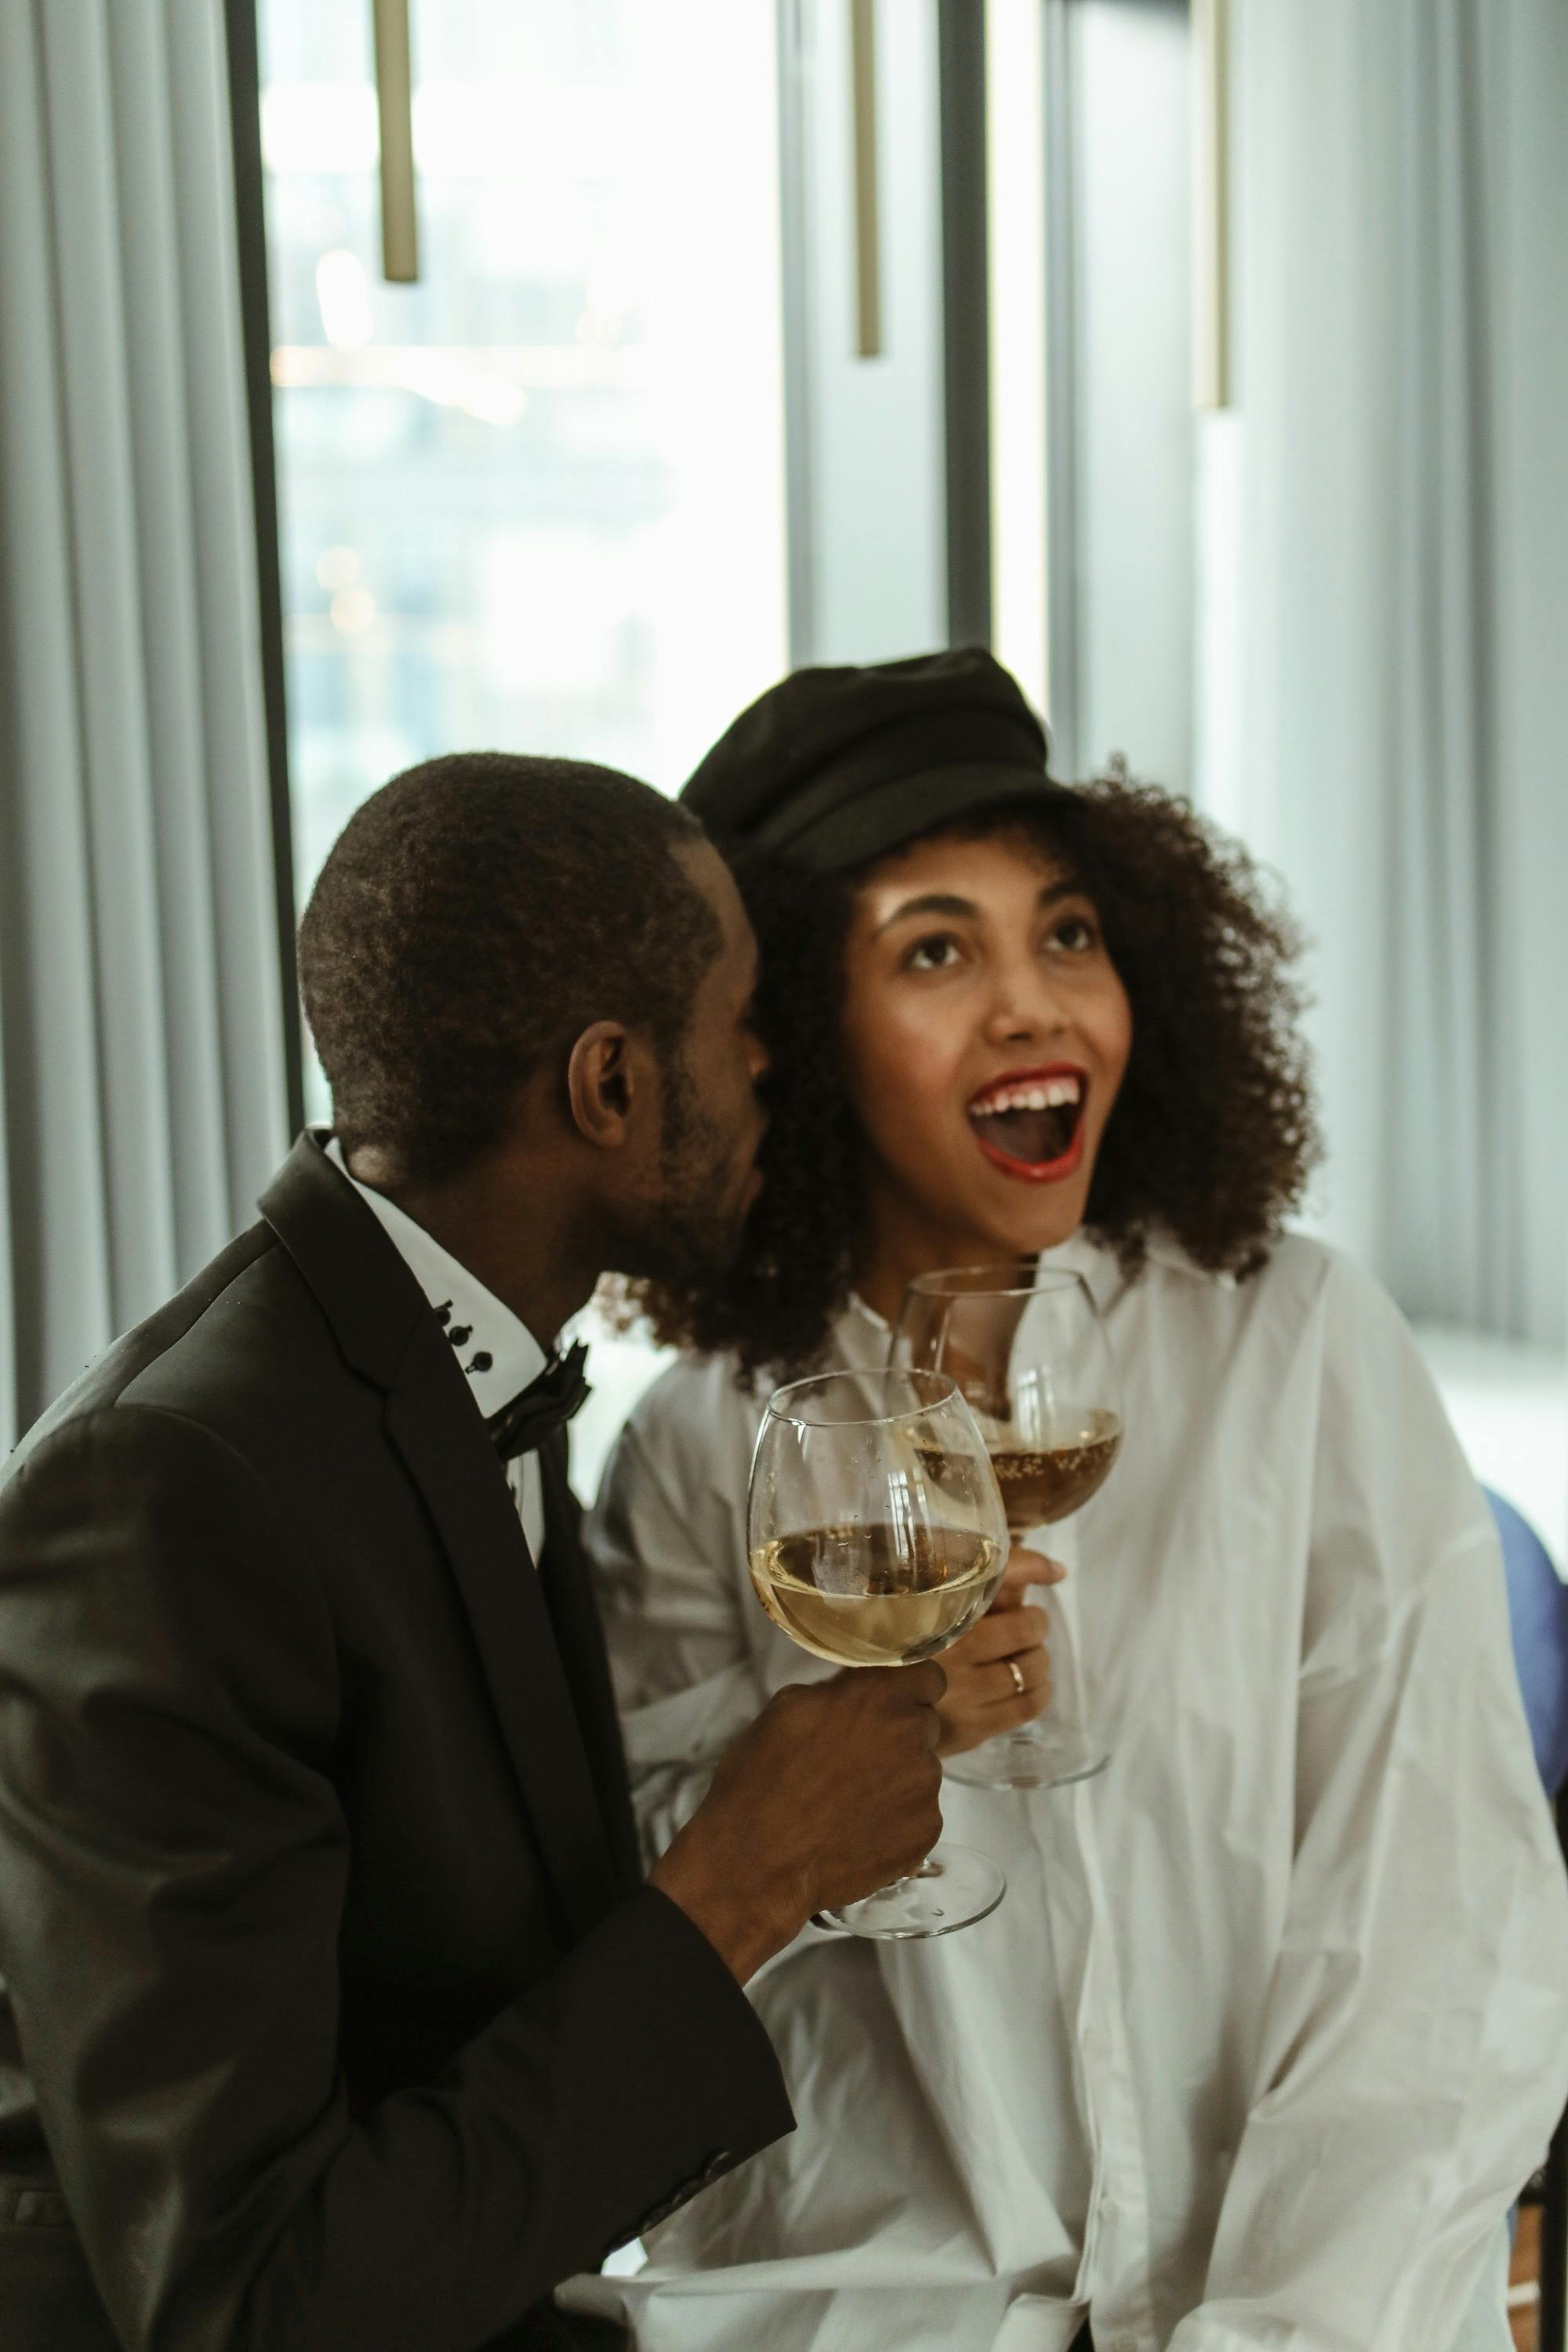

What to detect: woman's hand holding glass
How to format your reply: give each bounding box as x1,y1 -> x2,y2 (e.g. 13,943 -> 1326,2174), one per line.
894,1266 -> 1123,1790
931,1544 -> 1065,1757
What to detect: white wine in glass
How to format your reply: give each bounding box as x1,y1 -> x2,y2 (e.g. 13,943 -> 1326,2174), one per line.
753,1519 -> 1004,1667
895,1265 -> 1123,1790
747,1367 -> 1010,1937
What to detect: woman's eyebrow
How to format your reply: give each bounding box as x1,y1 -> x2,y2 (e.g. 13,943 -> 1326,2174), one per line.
874,874 -> 1088,935
873,891 -> 978,935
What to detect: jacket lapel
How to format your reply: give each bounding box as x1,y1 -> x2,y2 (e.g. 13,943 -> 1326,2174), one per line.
535,1434 -> 642,1893
260,1135 -> 621,1942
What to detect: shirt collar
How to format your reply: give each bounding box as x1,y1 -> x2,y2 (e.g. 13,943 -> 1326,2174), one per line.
323,1136 -> 546,1416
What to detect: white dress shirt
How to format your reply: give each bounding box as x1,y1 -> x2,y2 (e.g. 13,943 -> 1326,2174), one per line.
324,1137 -> 548,1560
572,1231 -> 1568,2352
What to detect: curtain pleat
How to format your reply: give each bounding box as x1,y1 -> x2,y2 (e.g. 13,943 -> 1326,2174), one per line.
0,0 -> 117,1422
106,0 -> 233,1273
0,0 -> 288,1452
1387,0 -> 1498,1331
167,0 -> 294,1221
1490,3 -> 1568,1356
42,5 -> 184,1331
1231,0 -> 1568,1345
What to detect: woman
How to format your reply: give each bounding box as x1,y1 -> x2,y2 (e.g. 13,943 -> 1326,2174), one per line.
566,652 -> 1567,2352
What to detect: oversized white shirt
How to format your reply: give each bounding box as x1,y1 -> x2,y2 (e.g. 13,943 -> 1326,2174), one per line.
572,1232 -> 1568,2352
322,1135 -> 548,1559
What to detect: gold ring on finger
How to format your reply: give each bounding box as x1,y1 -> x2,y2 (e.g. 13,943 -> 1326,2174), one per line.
1007,1659 -> 1026,1697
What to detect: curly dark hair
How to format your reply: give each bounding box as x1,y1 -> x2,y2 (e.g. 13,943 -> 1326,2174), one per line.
630,774 -> 1320,1377
299,752 -> 720,1184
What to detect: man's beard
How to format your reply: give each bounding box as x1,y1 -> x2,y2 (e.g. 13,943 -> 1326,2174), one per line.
604,1060 -> 753,1287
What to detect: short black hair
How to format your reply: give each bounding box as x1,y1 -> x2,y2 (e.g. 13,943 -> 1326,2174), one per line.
298,752 -> 722,1183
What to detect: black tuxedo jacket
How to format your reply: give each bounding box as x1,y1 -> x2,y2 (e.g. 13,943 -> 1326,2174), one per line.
0,1136 -> 792,2352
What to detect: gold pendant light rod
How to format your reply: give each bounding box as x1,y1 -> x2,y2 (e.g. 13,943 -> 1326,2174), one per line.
851,0 -> 882,357
371,0 -> 419,284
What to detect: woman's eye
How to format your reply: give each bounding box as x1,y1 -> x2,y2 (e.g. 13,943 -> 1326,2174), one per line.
1050,914 -> 1098,953
905,933 -> 964,972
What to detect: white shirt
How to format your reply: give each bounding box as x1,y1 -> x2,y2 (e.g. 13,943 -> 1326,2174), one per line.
323,1136 -> 548,1559
572,1232 -> 1568,2352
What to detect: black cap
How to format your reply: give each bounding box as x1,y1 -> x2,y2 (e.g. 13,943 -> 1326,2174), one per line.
681,648 -> 1077,873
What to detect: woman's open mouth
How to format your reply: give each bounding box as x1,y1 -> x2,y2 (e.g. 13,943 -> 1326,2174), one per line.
967,1065 -> 1088,1184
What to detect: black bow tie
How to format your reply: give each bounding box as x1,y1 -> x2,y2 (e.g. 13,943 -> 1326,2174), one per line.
486,1341 -> 592,1463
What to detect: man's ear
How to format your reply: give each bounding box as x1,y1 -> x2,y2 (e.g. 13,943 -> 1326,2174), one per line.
566,1022 -> 636,1149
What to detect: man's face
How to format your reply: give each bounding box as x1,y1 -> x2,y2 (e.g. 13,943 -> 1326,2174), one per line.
618,840 -> 768,1283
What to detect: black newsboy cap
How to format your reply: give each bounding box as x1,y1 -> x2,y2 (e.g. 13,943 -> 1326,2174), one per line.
681,647 -> 1078,873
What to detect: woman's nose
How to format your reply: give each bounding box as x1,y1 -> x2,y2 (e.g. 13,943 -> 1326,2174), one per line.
982,975 -> 1070,1047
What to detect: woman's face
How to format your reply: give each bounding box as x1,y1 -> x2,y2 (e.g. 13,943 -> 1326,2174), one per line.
840,826 -> 1133,1272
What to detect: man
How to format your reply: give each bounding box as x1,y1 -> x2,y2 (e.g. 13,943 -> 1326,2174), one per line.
0,753 -> 946,2352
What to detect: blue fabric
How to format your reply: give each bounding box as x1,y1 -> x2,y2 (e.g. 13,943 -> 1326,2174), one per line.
1487,1487 -> 1568,1798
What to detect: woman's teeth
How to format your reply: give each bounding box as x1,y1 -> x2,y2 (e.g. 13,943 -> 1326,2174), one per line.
965,1073 -> 1085,1172
967,1074 -> 1082,1121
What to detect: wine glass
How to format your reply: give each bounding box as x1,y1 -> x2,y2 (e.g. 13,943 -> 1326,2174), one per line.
893,1265 -> 1123,1790
747,1366 -> 1011,1937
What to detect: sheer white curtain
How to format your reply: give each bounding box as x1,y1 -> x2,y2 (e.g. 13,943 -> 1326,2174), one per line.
1207,0 -> 1568,1346
0,0 -> 289,1453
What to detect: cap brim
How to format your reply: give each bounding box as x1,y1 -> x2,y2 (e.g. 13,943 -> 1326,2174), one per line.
757,764 -> 1079,873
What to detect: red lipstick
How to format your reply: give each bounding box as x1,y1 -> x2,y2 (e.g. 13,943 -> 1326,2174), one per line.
967,1062 -> 1089,1185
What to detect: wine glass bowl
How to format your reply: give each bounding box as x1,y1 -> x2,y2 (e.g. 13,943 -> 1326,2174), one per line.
984,1406 -> 1122,1531
747,1366 -> 1011,1936
895,1265 -> 1123,1790
750,1368 -> 1007,1668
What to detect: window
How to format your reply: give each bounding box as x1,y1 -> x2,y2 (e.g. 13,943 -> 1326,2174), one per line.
259,0 -> 790,924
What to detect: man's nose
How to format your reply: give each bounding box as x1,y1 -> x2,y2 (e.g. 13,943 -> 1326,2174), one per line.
746,1026 -> 771,1084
